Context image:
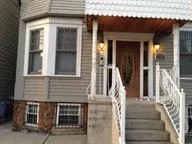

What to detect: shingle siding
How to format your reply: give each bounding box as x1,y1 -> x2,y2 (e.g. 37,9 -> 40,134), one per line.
0,0 -> 20,99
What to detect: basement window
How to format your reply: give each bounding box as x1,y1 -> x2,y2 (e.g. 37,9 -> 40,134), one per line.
56,103 -> 82,128
188,106 -> 192,133
25,102 -> 39,127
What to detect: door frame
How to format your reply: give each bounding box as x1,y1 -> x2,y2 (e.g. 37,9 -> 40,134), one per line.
103,32 -> 154,99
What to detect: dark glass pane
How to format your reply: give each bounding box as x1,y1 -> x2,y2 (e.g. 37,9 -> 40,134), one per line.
28,52 -> 42,74
144,42 -> 148,66
143,70 -> 148,96
180,31 -> 192,53
27,114 -> 37,124
180,55 -> 192,77
55,52 -> 76,75
57,28 -> 77,51
30,29 -> 44,50
107,40 -> 113,65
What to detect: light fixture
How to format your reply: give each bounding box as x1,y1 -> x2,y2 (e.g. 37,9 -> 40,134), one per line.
99,41 -> 105,49
154,43 -> 160,59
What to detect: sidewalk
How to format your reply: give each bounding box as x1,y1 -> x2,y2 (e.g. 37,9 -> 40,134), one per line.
0,122 -> 87,144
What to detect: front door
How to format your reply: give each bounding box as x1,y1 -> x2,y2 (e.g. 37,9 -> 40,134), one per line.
116,41 -> 140,97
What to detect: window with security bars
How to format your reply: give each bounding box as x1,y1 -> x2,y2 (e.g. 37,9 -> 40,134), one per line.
180,31 -> 192,77
188,106 -> 192,133
55,28 -> 77,75
25,102 -> 39,126
56,104 -> 82,128
28,29 -> 43,74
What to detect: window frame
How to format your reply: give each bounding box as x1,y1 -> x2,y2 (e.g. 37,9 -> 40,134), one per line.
55,27 -> 78,76
179,30 -> 192,78
56,103 -> 82,128
25,102 -> 39,127
28,28 -> 44,75
53,24 -> 82,77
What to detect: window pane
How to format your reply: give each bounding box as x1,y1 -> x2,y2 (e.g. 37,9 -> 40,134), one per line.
55,52 -> 76,75
180,54 -> 192,77
143,70 -> 148,96
107,40 -> 113,65
29,52 -> 42,74
57,28 -> 77,51
30,29 -> 44,50
144,42 -> 148,66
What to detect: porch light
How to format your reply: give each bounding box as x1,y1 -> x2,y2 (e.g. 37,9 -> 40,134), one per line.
99,41 -> 105,49
154,43 -> 160,59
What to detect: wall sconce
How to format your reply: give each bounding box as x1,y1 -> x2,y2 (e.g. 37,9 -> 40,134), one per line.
154,43 -> 160,59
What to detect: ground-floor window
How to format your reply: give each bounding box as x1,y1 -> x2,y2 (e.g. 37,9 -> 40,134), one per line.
56,103 -> 82,128
25,102 -> 39,126
188,106 -> 192,133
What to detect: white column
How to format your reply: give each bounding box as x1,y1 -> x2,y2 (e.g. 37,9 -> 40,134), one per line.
140,41 -> 144,99
149,40 -> 154,98
156,63 -> 160,103
173,23 -> 180,88
91,20 -> 98,96
180,89 -> 185,144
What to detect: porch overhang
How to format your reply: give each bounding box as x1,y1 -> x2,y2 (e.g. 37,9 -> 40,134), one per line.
85,0 -> 192,34
86,16 -> 185,34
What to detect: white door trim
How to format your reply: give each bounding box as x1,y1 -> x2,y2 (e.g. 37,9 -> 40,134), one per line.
104,32 -> 154,97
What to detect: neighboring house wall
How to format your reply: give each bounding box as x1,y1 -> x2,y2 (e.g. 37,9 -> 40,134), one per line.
0,0 -> 20,100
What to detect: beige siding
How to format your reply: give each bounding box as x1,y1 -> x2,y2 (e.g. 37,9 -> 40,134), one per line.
153,34 -> 174,95
49,0 -> 85,16
23,77 -> 45,101
23,0 -> 49,20
0,0 -> 20,99
48,26 -> 92,102
23,0 -> 85,21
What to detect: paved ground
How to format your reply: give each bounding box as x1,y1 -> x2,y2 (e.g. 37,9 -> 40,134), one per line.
0,122 -> 87,144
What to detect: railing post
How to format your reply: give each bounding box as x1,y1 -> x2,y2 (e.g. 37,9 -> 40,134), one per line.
156,63 -> 160,103
120,88 -> 126,144
180,89 -> 185,144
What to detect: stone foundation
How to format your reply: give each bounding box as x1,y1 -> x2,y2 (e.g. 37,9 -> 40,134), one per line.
12,100 -> 88,134
12,101 -> 26,130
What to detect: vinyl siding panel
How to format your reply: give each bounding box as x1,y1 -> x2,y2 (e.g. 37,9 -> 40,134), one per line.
153,34 -> 174,96
49,0 -> 85,16
23,77 -> 45,101
48,26 -> 92,102
0,0 -> 19,99
23,0 -> 49,20
180,79 -> 192,106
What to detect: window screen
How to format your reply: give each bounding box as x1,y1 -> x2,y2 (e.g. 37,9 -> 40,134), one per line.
26,102 -> 39,126
180,31 -> 192,77
56,103 -> 82,128
28,29 -> 43,74
55,28 -> 77,75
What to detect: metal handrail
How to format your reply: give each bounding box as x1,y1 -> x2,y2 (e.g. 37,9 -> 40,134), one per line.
156,63 -> 186,144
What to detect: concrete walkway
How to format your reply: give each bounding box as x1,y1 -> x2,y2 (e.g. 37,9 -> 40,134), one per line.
0,122 -> 87,144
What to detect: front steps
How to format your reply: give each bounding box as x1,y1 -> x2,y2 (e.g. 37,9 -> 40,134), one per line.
126,100 -> 173,144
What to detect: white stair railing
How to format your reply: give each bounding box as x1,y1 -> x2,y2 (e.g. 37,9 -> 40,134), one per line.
156,63 -> 185,144
109,66 -> 126,144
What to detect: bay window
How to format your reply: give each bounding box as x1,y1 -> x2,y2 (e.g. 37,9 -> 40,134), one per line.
180,31 -> 192,77
24,18 -> 82,77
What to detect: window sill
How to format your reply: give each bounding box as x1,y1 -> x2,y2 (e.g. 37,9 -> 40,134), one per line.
24,75 -> 81,78
180,77 -> 192,80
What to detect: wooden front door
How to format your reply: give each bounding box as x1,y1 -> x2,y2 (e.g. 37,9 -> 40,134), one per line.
116,41 -> 140,97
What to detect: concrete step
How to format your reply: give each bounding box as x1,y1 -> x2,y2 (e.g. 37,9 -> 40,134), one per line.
126,110 -> 160,120
126,130 -> 170,141
126,141 -> 173,144
52,128 -> 85,135
126,103 -> 155,110
126,119 -> 164,130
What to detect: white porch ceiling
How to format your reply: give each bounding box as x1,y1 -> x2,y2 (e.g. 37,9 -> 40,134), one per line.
85,0 -> 192,20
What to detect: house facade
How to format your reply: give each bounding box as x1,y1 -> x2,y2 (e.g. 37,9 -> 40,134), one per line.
0,0 -> 20,100
13,0 -> 192,143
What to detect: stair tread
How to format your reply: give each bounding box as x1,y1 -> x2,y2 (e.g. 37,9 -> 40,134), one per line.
126,130 -> 169,133
126,119 -> 163,122
126,141 -> 173,144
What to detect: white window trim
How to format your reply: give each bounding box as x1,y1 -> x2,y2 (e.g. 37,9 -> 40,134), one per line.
56,103 -> 82,128
25,102 -> 39,127
24,18 -> 82,77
